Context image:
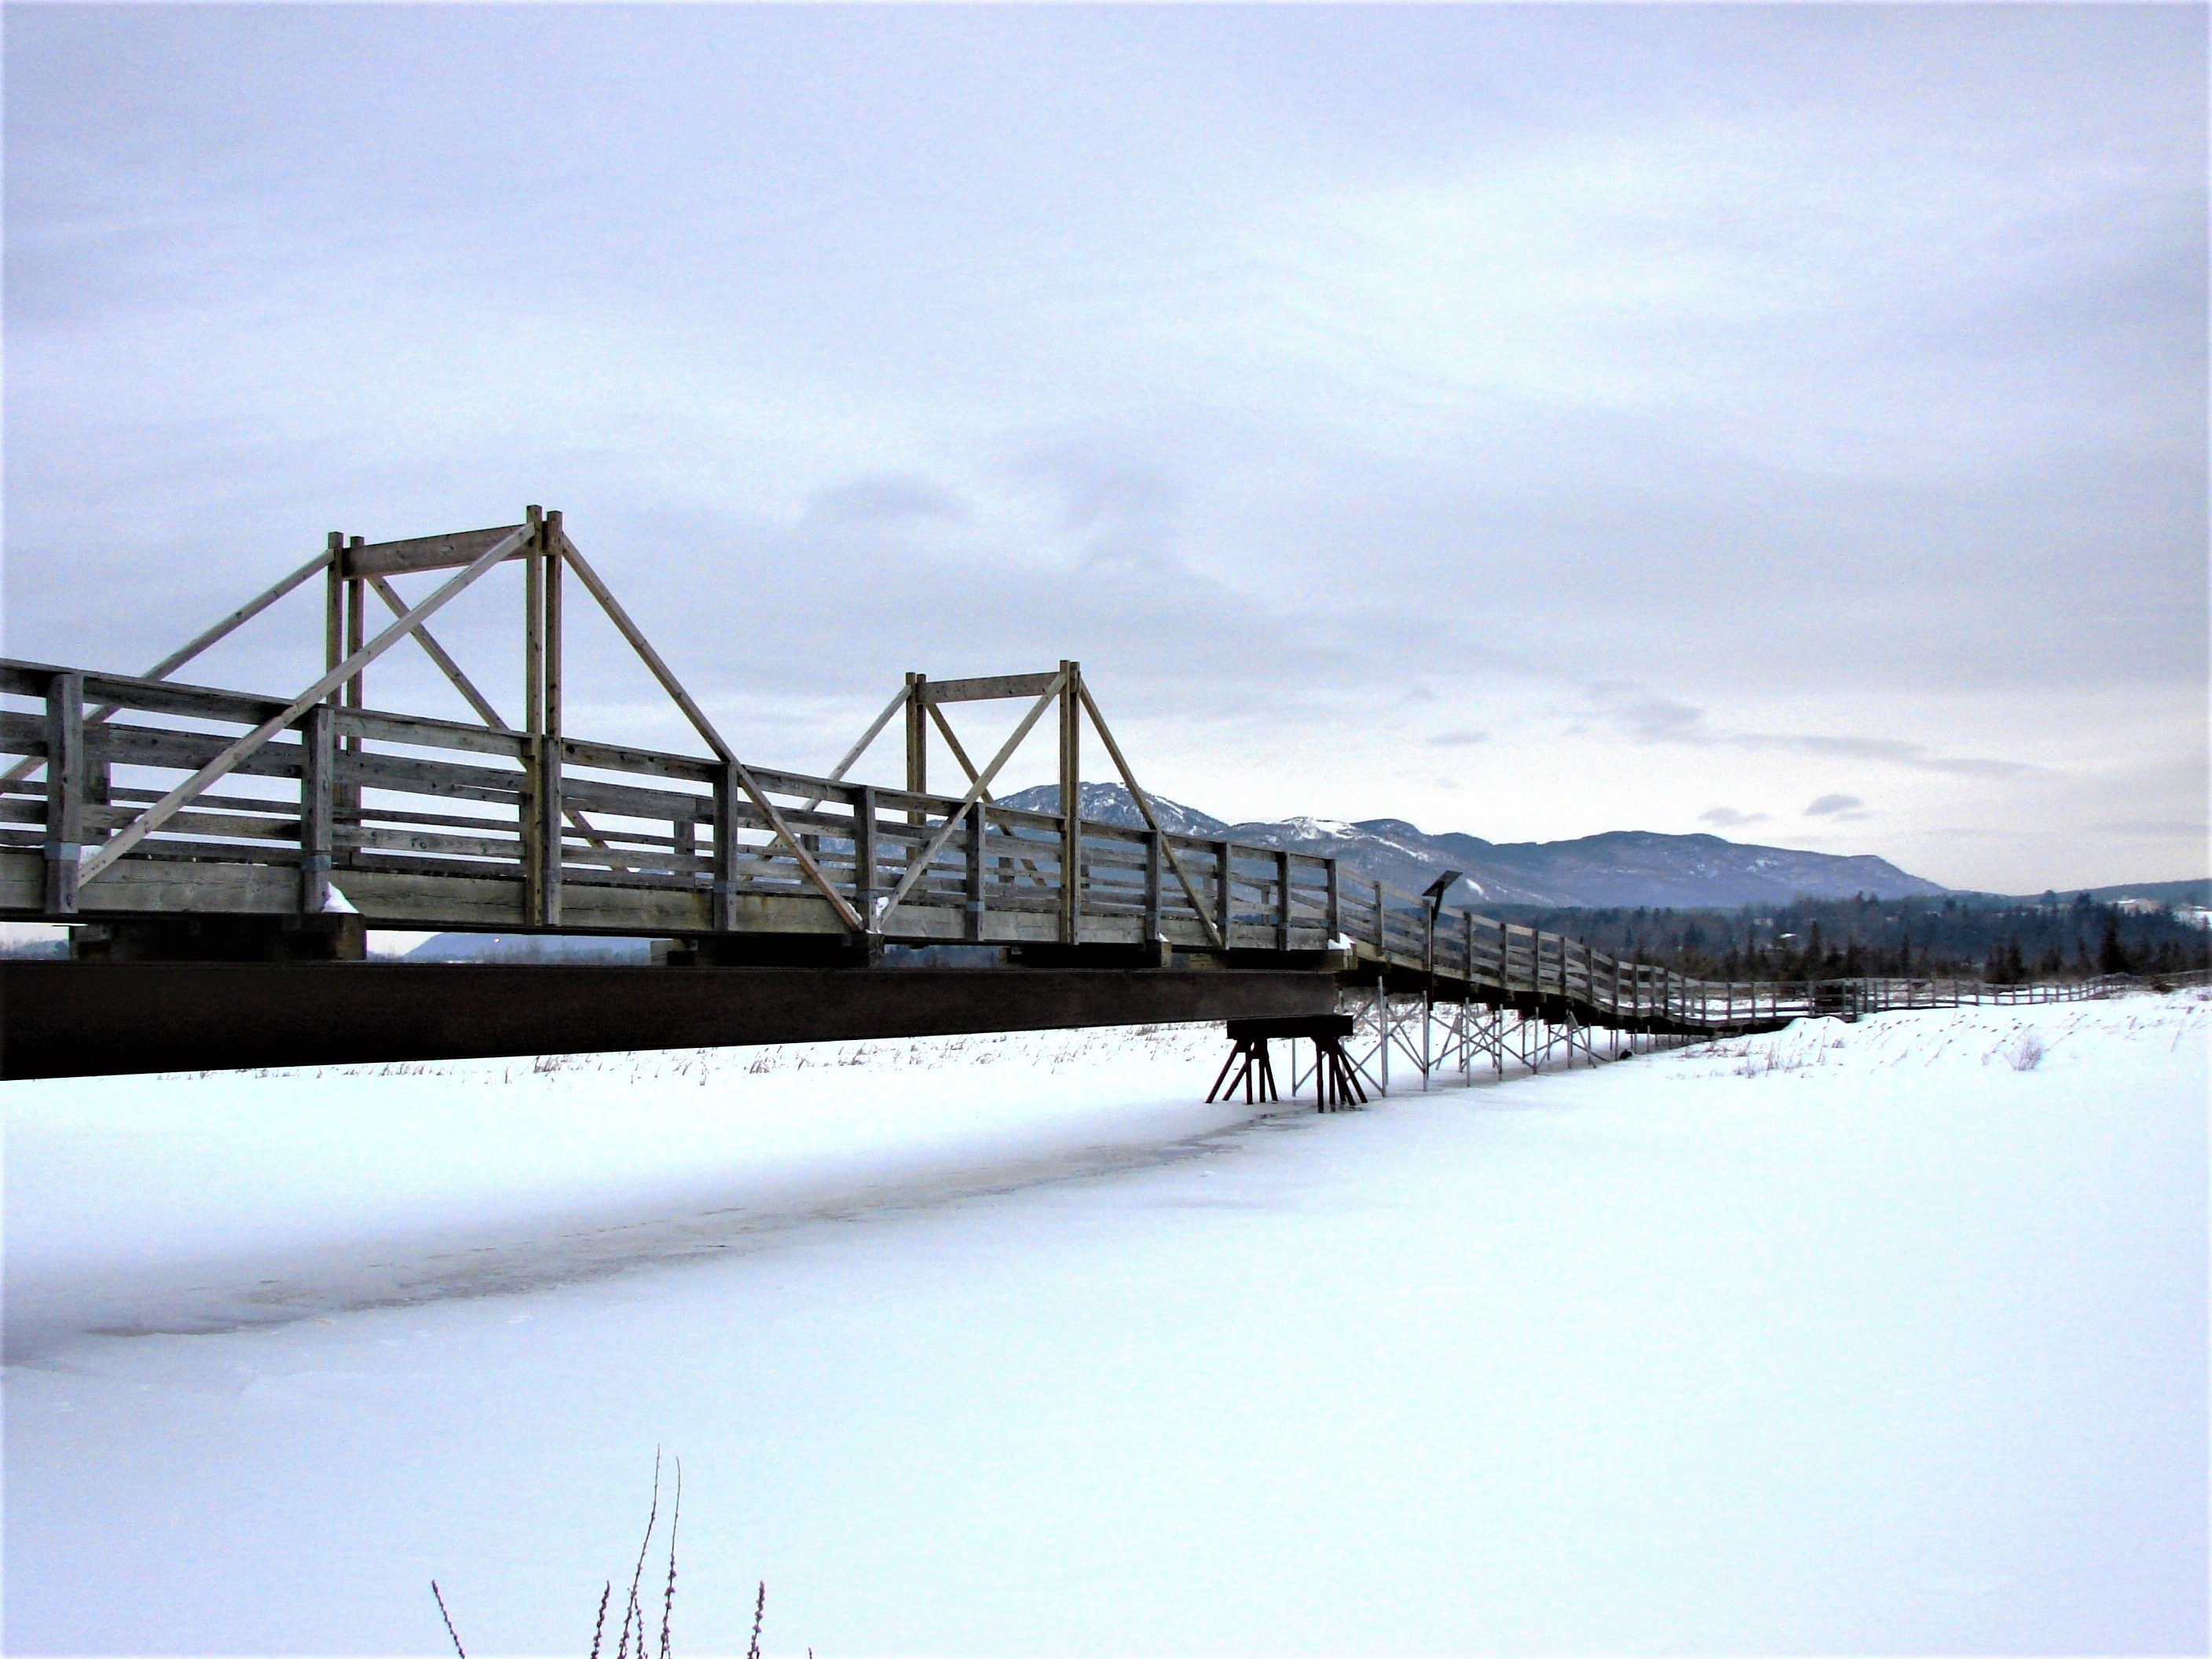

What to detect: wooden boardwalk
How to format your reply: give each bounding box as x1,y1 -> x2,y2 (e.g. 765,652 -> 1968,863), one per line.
0,510 -> 2117,1076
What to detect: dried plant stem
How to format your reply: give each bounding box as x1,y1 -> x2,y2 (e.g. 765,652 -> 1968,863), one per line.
615,1451 -> 664,1659
659,1459 -> 683,1659
430,1580 -> 467,1658
746,1581 -> 766,1659
589,1580 -> 612,1659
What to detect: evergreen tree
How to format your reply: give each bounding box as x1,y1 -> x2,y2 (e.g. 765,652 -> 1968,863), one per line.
2098,910 -> 2129,976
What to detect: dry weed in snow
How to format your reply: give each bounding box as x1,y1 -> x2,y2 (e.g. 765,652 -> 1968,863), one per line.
1683,988 -> 2205,1085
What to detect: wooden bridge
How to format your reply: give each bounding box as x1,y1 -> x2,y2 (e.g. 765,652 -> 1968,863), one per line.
0,510 -> 2111,1080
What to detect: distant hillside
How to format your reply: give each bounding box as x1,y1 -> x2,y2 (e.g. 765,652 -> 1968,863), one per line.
1500,892 -> 2211,983
2048,878 -> 2209,908
1000,783 -> 1948,910
999,780 -> 1232,840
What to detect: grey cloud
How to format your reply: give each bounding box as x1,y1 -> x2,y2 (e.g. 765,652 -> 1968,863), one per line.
802,474 -> 970,527
1616,698 -> 1708,742
2,4 -> 2197,887
1748,734 -> 2034,779
1804,793 -> 1867,818
1700,806 -> 1768,828
1007,447 -> 1188,576
1599,690 -> 2037,778
1426,728 -> 1489,748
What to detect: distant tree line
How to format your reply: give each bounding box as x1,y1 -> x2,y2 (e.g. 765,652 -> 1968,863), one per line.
1489,892 -> 2212,983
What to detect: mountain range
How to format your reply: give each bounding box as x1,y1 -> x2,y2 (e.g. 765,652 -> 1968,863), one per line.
997,783 -> 1948,910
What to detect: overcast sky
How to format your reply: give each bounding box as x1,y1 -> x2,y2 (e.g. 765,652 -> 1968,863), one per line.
5,3 -> 2204,892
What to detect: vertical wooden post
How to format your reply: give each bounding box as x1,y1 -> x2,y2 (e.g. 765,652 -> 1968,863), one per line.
523,506 -> 546,923
544,512 -> 564,743
1214,839 -> 1234,947
903,673 -> 928,900
1142,828 -> 1163,943
716,765 -> 743,937
525,505 -> 545,736
1058,660 -> 1081,945
540,510 -> 564,925
1465,908 -> 1474,986
299,701 -> 333,914
1373,877 -> 1385,951
1276,849 -> 1291,950
338,534 -> 366,866
712,763 -> 741,932
345,550 -> 367,709
852,785 -> 878,930
903,673 -> 928,811
965,801 -> 987,943
1325,858 -> 1342,942
323,531 -> 345,701
42,670 -> 83,916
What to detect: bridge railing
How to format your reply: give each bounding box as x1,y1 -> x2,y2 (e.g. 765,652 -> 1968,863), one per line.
0,660 -> 1354,950
2,658 -> 2186,1030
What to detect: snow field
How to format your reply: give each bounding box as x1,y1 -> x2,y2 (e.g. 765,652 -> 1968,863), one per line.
5,992 -> 2206,1654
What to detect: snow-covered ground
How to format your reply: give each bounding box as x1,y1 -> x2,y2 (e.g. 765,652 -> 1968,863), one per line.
6,994 -> 2206,1654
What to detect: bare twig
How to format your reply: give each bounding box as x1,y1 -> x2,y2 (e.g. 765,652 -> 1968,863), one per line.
746,1581 -> 766,1659
614,1451 -> 663,1659
658,1459 -> 683,1659
589,1580 -> 612,1659
430,1580 -> 467,1658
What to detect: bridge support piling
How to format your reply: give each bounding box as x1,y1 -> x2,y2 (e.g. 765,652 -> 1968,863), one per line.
1219,1016 -> 1364,1112
1377,978 -> 1390,1095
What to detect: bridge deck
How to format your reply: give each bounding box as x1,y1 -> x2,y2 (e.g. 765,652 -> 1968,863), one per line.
0,654 -> 2108,1081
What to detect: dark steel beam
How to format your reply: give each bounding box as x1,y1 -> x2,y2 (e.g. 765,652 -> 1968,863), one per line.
0,961 -> 1338,1081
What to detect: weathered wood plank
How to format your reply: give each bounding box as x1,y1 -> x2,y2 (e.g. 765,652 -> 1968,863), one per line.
921,672 -> 1063,705
344,523 -> 530,580
340,749 -> 524,804
72,674 -> 293,724
339,707 -> 527,760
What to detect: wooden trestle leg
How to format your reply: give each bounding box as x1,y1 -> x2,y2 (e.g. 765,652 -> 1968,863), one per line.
1213,1014 -> 1366,1113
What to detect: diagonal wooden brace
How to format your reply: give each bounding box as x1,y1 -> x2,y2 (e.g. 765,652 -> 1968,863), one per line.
1077,682 -> 1224,948
0,544 -> 335,791
78,526 -> 531,885
874,675 -> 1065,924
554,529 -> 863,932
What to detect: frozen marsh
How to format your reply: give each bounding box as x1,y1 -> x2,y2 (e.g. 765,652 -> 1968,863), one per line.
5,993 -> 2206,1654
